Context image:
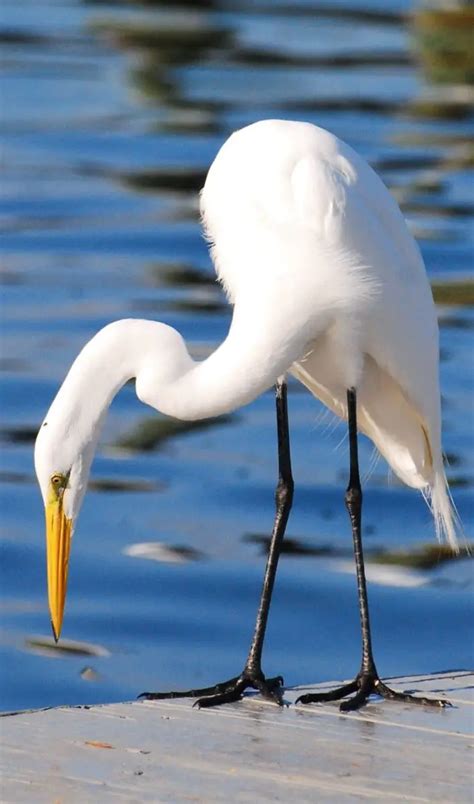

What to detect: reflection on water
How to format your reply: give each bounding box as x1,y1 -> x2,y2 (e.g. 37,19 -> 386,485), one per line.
123,541 -> 204,563
115,413 -> 235,451
432,279 -> 474,306
80,666 -> 102,681
369,542 -> 474,570
413,5 -> 474,86
24,636 -> 110,659
0,0 -> 473,711
244,533 -> 341,558
244,533 -> 474,569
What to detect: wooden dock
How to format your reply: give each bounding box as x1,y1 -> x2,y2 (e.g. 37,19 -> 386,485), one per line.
1,671 -> 473,802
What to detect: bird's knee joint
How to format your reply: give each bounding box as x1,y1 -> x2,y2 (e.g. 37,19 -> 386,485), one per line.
276,476 -> 294,507
345,486 -> 362,508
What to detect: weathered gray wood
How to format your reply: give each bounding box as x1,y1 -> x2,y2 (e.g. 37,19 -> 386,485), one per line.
1,671 -> 473,803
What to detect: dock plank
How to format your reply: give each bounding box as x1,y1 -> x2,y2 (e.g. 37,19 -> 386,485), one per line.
1,672 -> 473,802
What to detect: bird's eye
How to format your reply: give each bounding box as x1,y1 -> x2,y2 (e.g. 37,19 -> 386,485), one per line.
51,474 -> 65,487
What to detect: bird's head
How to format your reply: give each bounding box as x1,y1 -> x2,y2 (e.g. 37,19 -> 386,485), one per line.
34,397 -> 99,642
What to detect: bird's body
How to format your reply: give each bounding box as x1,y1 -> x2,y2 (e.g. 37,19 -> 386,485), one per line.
35,120 -> 459,699
202,121 -> 448,520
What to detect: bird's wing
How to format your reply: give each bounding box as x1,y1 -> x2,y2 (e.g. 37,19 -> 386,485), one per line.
289,140 -> 457,545
202,119 -> 457,544
286,136 -> 440,465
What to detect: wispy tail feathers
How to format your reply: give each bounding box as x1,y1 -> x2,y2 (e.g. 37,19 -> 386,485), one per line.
424,465 -> 461,552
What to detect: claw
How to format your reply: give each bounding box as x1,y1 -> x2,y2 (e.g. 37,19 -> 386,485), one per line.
297,673 -> 451,712
139,671 -> 284,709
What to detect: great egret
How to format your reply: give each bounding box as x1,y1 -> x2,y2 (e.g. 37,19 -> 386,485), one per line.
35,119 -> 459,711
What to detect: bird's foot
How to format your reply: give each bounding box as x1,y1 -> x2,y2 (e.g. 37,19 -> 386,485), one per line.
296,671 -> 451,712
139,671 -> 284,709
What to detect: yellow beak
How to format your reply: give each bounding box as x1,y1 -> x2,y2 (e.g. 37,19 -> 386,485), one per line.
45,490 -> 72,642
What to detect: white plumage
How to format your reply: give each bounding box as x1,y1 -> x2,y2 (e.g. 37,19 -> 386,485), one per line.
202,119 -> 457,547
35,119 -> 459,548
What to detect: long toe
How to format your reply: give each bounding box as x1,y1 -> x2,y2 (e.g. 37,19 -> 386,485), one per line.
267,675 -> 285,688
138,691 -> 188,700
138,676 -> 241,702
339,687 -> 372,712
296,680 -> 358,705
194,685 -> 246,709
376,681 -> 452,707
256,678 -> 284,705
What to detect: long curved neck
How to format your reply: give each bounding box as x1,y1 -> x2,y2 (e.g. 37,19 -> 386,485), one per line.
147,303 -> 315,420
49,308 -> 316,444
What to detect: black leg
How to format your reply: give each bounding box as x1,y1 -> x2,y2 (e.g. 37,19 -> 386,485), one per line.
140,379 -> 293,708
297,388 -> 450,712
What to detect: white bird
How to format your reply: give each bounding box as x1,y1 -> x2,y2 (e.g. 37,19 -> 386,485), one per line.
35,119 -> 459,711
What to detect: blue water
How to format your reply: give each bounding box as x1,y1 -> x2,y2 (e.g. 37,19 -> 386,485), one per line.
0,0 -> 472,712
